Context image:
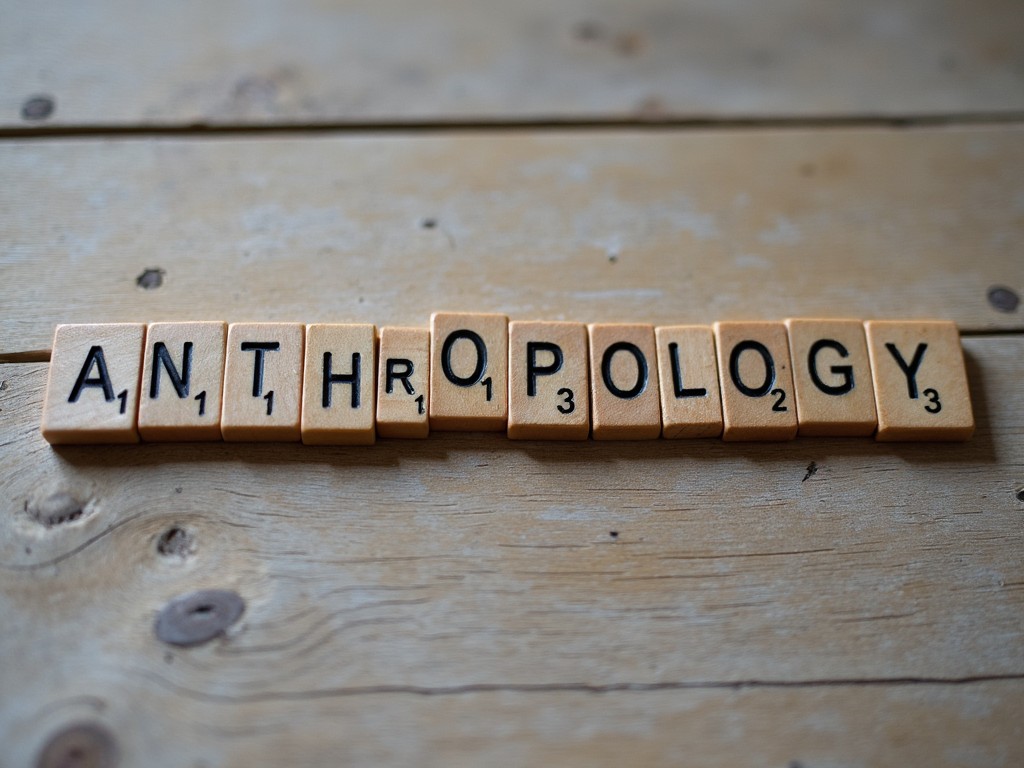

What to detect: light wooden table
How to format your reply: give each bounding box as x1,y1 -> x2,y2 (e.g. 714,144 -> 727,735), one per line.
2,2 -> 1022,766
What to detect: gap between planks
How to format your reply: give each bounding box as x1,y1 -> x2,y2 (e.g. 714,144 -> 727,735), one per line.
4,111 -> 1024,141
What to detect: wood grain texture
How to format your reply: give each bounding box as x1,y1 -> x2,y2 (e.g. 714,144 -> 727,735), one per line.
2,126 -> 1022,360
3,0 -> 1024,128
2,336 -> 1022,764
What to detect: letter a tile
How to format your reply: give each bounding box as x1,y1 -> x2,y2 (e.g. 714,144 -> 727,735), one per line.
41,323 -> 145,444
221,323 -> 305,441
588,324 -> 660,440
301,324 -> 377,445
138,321 -> 227,441
508,321 -> 590,440
655,325 -> 723,438
429,312 -> 508,431
376,327 -> 430,439
864,320 -> 974,441
785,318 -> 877,437
714,322 -> 798,441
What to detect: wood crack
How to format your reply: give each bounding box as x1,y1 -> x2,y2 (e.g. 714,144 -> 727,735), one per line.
140,672 -> 1024,705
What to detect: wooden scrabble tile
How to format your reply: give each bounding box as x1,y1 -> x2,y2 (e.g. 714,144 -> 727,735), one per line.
588,323 -> 661,440
301,324 -> 377,445
221,323 -> 304,442
41,323 -> 146,444
429,312 -> 508,431
376,327 -> 430,439
714,322 -> 798,441
654,325 -> 723,439
508,321 -> 590,441
138,321 -> 227,441
864,320 -> 974,441
785,318 -> 877,437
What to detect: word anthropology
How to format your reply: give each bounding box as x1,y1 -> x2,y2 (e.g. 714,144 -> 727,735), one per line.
40,314 -> 975,445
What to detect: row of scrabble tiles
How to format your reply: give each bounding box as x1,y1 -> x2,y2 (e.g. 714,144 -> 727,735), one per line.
39,315 -> 975,445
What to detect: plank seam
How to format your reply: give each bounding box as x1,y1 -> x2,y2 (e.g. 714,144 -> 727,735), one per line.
4,111 -> 1024,140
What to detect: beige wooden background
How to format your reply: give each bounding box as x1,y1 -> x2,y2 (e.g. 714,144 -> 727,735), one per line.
1,2 -> 1022,766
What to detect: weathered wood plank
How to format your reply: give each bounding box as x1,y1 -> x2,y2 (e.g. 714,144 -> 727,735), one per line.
3,0 -> 1024,129
1,336 -> 1022,763
2,126 -> 1023,358
4,682 -> 1022,767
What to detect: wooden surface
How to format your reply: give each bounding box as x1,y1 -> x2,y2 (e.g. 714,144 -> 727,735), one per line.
1,336 -> 1023,765
3,126 -> 1024,361
3,2 -> 1024,765
3,0 -> 1024,128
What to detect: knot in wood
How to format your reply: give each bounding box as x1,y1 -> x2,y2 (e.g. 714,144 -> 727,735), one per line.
31,492 -> 87,527
154,589 -> 245,647
987,285 -> 1019,313
22,95 -> 55,121
36,722 -> 118,768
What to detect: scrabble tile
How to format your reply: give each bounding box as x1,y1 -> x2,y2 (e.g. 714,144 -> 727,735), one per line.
588,323 -> 661,440
429,312 -> 508,431
301,324 -> 377,445
714,322 -> 798,441
654,325 -> 723,438
864,320 -> 974,441
785,318 -> 877,437
508,321 -> 590,441
221,323 -> 304,442
138,321 -> 227,441
41,323 -> 146,444
376,327 -> 430,439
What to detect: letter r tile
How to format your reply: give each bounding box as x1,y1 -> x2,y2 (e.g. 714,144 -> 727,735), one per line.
376,327 -> 430,439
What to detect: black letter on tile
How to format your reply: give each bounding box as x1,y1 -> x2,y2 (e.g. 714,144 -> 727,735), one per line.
241,342 -> 280,397
323,352 -> 361,408
808,339 -> 854,396
668,342 -> 707,398
441,330 -> 487,387
68,346 -> 115,403
386,359 -> 415,395
150,341 -> 193,399
526,342 -> 563,397
602,342 -> 648,399
729,340 -> 775,397
885,342 -> 927,399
